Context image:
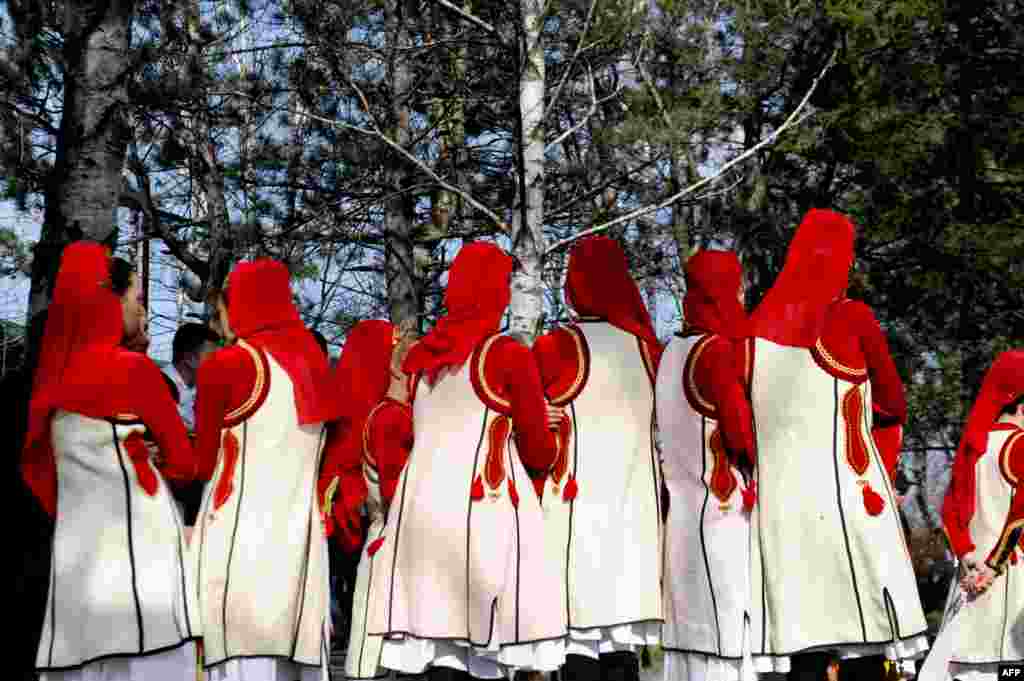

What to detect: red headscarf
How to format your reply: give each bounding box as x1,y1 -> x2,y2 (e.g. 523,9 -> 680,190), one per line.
683,249 -> 747,339
335,319 -> 397,464
403,242 -> 512,383
566,236 -> 662,362
22,242 -> 137,513
748,209 -> 856,348
943,350 -> 1024,557
226,259 -> 340,425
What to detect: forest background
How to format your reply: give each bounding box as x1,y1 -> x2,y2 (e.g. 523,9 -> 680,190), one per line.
1,0 -> 1023,674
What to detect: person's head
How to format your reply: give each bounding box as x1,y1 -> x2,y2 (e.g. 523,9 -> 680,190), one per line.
172,323 -> 220,384
825,655 -> 840,681
1000,393 -> 1024,426
110,257 -> 144,342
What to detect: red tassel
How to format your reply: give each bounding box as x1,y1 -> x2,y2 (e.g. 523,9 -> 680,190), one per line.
863,483 -> 885,516
214,431 -> 240,511
563,476 -> 578,502
532,477 -> 546,500
1012,550 -> 1019,566
367,536 -> 385,556
123,432 -> 158,496
470,474 -> 485,501
508,479 -> 519,508
742,480 -> 757,513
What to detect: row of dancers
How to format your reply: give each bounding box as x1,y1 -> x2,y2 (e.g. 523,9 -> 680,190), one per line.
20,208 -> 1024,681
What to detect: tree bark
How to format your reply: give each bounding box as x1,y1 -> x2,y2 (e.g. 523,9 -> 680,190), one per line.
508,0 -> 546,342
27,0 -> 138,326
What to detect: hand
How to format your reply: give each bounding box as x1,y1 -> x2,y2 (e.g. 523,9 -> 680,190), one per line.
124,328 -> 151,353
963,563 -> 996,597
147,442 -> 164,468
545,404 -> 564,430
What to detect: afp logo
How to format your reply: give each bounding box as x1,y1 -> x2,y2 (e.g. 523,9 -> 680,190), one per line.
1000,663 -> 1024,677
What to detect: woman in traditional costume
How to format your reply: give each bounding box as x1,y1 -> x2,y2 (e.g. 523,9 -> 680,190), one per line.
532,235 -> 664,681
941,350 -> 1024,680
364,242 -> 567,681
320,320 -> 416,679
24,242 -> 200,680
656,249 -> 761,681
190,259 -> 342,681
745,209 -> 927,674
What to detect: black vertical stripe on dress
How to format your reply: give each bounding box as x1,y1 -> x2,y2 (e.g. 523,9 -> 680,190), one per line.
566,402 -> 580,628
698,416 -> 723,655
111,424 -> 146,652
292,426 -> 327,660
832,379 -> 867,640
506,432 -> 522,641
222,421 -> 249,658
465,407 -> 490,641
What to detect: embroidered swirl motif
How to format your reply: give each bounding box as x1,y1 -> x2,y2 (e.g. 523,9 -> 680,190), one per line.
484,416 -> 511,491
842,387 -> 870,476
708,427 -> 738,503
214,430 -> 241,511
551,414 -> 573,488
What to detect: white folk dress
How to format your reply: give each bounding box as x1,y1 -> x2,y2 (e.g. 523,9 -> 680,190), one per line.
657,333 -> 762,681
748,338 -> 928,671
365,335 -> 568,679
191,341 -> 331,681
539,321 -> 662,659
946,426 -> 1024,681
344,400 -> 411,680
37,411 -> 200,681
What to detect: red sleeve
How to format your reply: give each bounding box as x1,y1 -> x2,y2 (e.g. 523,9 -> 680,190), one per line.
495,338 -> 558,476
986,431 -> 1024,569
124,353 -> 196,481
849,302 -> 907,427
192,346 -> 257,481
695,337 -> 755,466
367,402 -> 414,506
533,328 -> 580,397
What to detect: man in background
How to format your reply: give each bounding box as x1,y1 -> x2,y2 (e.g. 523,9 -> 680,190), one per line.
164,322 -> 220,431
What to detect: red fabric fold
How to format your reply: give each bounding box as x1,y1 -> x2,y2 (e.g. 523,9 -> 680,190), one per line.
684,249 -> 747,339
565,236 -> 663,368
404,242 -> 512,384
748,209 -> 856,348
226,259 -> 340,425
123,432 -> 159,496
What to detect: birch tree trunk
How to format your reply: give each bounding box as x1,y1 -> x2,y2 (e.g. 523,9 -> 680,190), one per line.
508,0 -> 546,341
27,0 -> 137,323
384,0 -> 420,333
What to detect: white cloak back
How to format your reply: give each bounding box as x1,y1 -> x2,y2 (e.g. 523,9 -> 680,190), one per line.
37,411 -> 200,672
365,337 -> 567,677
748,339 -> 927,659
191,342 -> 330,673
656,334 -> 751,660
949,427 -> 1024,668
540,321 -> 662,654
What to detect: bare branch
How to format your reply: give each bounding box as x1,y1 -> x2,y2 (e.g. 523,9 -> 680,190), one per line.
546,66 -> 624,153
428,0 -> 500,37
545,0 -> 599,118
546,48 -> 838,255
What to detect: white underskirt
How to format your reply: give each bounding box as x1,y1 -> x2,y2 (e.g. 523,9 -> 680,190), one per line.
567,621 -> 661,659
664,617 -> 779,681
41,641 -> 198,681
950,661 -> 1000,681
380,635 -> 566,679
206,656 -> 328,681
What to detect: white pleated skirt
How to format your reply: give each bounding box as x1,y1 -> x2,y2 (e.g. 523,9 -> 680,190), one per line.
40,641 -> 198,681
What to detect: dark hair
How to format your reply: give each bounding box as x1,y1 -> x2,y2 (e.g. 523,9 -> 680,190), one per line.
172,323 -> 220,363
311,329 -> 329,357
109,257 -> 134,296
1001,393 -> 1024,417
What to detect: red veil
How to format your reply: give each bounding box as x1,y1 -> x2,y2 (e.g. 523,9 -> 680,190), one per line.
225,259 -> 341,424
403,242 -> 512,383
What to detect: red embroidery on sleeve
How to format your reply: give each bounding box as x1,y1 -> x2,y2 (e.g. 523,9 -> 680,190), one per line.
550,414 -> 572,490
708,427 -> 739,503
214,430 -> 240,511
484,416 -> 511,491
842,387 -> 870,476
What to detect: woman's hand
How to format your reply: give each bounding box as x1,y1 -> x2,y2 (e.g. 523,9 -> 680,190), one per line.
545,404 -> 564,430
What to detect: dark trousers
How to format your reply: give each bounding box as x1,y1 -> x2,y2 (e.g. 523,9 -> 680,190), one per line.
561,651 -> 639,681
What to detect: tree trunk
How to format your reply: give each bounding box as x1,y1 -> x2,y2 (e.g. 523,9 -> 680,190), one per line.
384,0 -> 420,334
27,0 -> 137,327
509,0 -> 546,342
